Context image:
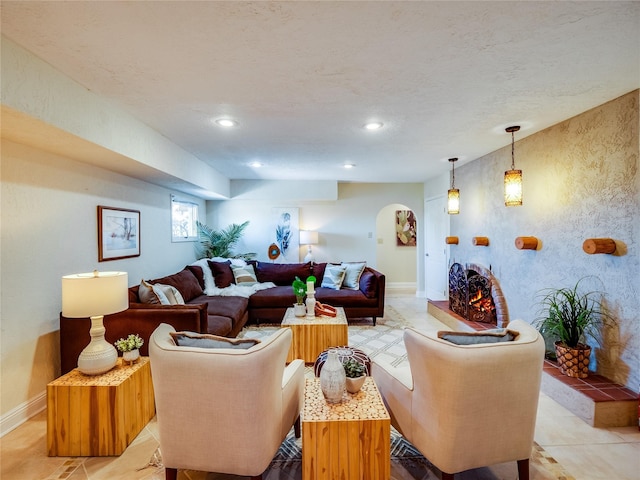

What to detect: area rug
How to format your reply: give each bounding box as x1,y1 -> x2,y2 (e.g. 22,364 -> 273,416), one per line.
169,307 -> 575,480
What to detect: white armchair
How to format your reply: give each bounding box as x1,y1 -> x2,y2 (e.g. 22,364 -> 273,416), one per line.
149,323 -> 305,480
371,319 -> 545,480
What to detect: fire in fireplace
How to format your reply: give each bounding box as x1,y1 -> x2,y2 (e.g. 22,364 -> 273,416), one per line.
448,263 -> 497,324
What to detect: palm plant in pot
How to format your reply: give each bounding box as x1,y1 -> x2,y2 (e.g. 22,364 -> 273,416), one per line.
535,278 -> 611,378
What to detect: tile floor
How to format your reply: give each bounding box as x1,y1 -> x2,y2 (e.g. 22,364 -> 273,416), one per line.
1,291 -> 638,480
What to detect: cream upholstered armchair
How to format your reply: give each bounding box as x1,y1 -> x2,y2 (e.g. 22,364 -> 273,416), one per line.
149,323 -> 305,480
371,319 -> 545,480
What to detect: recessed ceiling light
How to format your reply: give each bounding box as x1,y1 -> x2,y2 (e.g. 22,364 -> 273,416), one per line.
215,118 -> 238,127
364,122 -> 383,130
249,161 -> 263,168
344,163 -> 356,169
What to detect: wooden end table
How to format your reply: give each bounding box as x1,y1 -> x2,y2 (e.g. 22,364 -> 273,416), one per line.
302,377 -> 390,480
281,306 -> 348,363
47,357 -> 155,456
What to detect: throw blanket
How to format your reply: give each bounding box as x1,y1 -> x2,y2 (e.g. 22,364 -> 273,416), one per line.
190,258 -> 276,298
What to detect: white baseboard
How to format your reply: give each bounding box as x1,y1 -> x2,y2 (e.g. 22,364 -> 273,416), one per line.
386,282 -> 417,291
1,391 -> 47,437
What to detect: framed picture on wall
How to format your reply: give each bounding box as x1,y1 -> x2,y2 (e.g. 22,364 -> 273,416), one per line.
396,210 -> 417,246
98,206 -> 141,261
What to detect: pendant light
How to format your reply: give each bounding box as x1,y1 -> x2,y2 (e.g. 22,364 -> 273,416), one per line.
504,126 -> 523,206
447,157 -> 460,215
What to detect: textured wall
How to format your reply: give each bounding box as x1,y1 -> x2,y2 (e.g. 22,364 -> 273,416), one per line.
450,91 -> 639,390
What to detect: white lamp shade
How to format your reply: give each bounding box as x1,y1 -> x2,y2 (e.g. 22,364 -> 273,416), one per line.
299,230 -> 319,245
62,271 -> 129,318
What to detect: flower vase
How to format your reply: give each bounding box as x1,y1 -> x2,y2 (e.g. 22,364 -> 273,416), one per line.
122,349 -> 140,365
293,303 -> 306,317
319,349 -> 346,403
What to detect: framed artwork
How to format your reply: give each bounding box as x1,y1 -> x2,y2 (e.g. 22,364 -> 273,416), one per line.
396,210 -> 417,247
98,206 -> 141,261
272,207 -> 299,263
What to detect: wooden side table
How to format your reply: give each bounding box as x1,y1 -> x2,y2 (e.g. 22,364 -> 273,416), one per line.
281,307 -> 348,363
302,377 -> 390,480
47,357 -> 155,456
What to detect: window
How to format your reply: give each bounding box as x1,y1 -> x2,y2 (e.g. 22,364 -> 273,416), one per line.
171,195 -> 199,242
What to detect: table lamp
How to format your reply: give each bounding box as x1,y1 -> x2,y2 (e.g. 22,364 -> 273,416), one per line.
62,270 -> 128,375
299,230 -> 319,263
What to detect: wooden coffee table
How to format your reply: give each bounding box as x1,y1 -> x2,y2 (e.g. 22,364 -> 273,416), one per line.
302,376 -> 390,480
281,306 -> 348,363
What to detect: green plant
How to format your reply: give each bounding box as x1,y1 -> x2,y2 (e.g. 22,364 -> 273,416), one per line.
114,334 -> 144,352
292,276 -> 306,305
195,220 -> 256,260
534,278 -> 611,349
342,358 -> 366,378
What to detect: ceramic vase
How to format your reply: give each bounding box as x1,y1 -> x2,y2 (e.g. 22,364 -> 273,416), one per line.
346,376 -> 366,394
122,348 -> 140,365
319,349 -> 346,403
293,303 -> 306,317
306,292 -> 316,318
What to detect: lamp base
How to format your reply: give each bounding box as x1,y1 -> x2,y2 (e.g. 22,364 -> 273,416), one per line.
304,245 -> 315,263
77,315 -> 118,375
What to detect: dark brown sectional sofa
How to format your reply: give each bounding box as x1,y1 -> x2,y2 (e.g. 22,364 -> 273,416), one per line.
59,260 -> 385,374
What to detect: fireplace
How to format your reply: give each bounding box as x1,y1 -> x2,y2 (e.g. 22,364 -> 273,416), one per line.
448,263 -> 508,327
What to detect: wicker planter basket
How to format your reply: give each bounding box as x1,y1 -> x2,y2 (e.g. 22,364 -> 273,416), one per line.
555,341 -> 591,378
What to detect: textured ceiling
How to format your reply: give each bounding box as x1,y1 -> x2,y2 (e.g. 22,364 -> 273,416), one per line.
1,1 -> 638,184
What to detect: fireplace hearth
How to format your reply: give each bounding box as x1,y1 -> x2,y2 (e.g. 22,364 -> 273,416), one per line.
448,263 -> 508,327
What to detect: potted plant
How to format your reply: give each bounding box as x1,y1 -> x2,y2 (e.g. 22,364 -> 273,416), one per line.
343,358 -> 366,393
292,276 -> 307,317
195,220 -> 256,260
114,334 -> 144,365
535,278 -> 611,378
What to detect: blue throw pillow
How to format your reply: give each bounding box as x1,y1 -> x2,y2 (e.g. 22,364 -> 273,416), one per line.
437,328 -> 519,345
321,264 -> 347,290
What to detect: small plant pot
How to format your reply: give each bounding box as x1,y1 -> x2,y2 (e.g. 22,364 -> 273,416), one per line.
555,341 -> 591,378
122,349 -> 140,365
293,303 -> 306,317
345,375 -> 366,394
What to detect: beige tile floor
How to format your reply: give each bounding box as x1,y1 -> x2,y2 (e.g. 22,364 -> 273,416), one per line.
1,291 -> 638,480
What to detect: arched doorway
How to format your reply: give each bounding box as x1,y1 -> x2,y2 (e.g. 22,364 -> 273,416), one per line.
375,204 -> 419,293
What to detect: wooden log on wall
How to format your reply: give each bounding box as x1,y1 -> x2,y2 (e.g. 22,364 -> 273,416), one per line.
583,238 -> 616,255
445,236 -> 459,245
472,236 -> 489,246
515,236 -> 538,250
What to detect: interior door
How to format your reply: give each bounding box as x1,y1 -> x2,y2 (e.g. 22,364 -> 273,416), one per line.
424,195 -> 448,300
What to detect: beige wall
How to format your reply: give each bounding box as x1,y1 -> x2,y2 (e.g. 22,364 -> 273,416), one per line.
0,140 -> 206,431
428,91 -> 639,390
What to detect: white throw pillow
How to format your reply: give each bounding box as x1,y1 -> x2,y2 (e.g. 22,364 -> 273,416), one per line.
139,279 -> 167,304
341,262 -> 366,290
154,283 -> 186,305
321,264 -> 347,290
231,264 -> 258,285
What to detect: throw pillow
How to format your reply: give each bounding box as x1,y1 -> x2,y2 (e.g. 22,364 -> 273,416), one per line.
170,331 -> 261,349
208,260 -> 235,288
321,264 -> 347,290
341,262 -> 366,290
138,279 -> 168,305
437,328 -> 519,345
154,283 -> 186,305
150,268 -> 204,302
232,264 -> 258,285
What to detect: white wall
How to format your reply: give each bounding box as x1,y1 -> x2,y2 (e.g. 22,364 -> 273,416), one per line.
207,182 -> 424,287
426,91 -> 639,390
0,140 -> 205,431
